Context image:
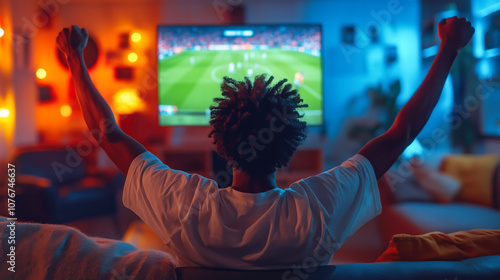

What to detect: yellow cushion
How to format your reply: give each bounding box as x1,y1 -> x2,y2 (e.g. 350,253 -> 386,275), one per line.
440,154 -> 498,207
376,229 -> 500,262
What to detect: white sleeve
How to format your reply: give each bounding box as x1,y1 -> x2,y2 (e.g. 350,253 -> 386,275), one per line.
291,154 -> 381,244
122,151 -> 217,242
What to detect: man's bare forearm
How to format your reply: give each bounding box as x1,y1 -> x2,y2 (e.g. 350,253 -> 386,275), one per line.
67,52 -> 122,142
57,26 -> 146,174
390,43 -> 457,142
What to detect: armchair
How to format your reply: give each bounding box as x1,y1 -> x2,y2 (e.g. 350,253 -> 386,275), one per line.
3,146 -> 123,224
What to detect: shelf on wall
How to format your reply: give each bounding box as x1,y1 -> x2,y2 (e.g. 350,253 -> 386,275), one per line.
484,48 -> 500,58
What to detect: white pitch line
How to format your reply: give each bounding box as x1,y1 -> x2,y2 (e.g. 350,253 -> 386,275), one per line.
210,65 -> 226,84
303,110 -> 322,116
301,83 -> 322,101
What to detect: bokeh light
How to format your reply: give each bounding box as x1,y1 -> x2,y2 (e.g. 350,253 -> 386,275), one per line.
60,105 -> 72,117
0,28 -> 4,38
128,52 -> 138,63
0,108 -> 9,118
113,88 -> 145,115
131,32 -> 141,42
36,68 -> 47,79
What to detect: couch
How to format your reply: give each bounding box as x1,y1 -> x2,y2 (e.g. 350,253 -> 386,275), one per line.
377,155 -> 500,244
1,146 -> 123,224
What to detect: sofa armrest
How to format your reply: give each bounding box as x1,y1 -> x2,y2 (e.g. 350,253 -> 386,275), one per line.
10,175 -> 58,222
16,174 -> 53,190
87,170 -> 126,191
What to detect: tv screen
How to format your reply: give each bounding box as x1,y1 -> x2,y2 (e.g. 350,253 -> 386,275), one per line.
157,24 -> 323,126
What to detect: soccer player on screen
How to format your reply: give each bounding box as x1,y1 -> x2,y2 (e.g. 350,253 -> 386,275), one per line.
56,17 -> 474,269
294,71 -> 304,88
228,62 -> 235,74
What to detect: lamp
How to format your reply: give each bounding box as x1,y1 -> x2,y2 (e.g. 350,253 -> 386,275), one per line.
0,108 -> 9,118
113,88 -> 144,115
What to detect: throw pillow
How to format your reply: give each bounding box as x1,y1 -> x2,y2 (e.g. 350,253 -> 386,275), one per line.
384,169 -> 435,203
440,154 -> 498,208
375,229 -> 500,262
411,159 -> 461,203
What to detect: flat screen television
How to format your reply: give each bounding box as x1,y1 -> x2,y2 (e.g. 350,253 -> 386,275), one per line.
157,24 -> 323,126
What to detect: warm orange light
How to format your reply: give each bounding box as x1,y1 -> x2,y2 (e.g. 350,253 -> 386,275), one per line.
60,105 -> 72,117
0,28 -> 4,38
36,68 -> 47,79
131,32 -> 141,43
128,52 -> 138,63
113,88 -> 145,115
0,108 -> 9,118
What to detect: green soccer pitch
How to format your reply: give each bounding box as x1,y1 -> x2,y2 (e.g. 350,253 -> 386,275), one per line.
158,49 -> 322,126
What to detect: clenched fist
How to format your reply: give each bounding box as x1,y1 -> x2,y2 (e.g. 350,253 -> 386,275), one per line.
57,25 -> 89,59
438,16 -> 475,51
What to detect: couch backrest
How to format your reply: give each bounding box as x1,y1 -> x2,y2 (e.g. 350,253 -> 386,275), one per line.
14,148 -> 86,184
175,266 -> 337,280
175,255 -> 500,280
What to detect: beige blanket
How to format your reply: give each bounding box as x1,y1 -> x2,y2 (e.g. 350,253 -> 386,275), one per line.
0,217 -> 176,280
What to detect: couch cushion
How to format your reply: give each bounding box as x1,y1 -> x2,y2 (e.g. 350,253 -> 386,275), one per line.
411,159 -> 461,203
379,202 -> 500,242
333,255 -> 500,280
385,170 -> 435,203
440,154 -> 498,207
375,229 -> 500,262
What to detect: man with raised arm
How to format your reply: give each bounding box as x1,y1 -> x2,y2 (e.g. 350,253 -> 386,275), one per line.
57,17 -> 474,269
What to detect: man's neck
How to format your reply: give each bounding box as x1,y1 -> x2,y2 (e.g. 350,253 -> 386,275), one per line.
231,168 -> 277,193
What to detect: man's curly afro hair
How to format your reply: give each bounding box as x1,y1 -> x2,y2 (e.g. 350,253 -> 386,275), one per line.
209,74 -> 308,176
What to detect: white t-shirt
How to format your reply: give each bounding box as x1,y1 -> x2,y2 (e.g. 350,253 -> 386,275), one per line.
123,151 -> 381,269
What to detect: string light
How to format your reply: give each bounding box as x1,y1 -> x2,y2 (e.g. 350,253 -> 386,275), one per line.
0,108 -> 9,118
128,52 -> 138,63
131,32 -> 141,42
36,68 -> 47,79
60,105 -> 72,117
